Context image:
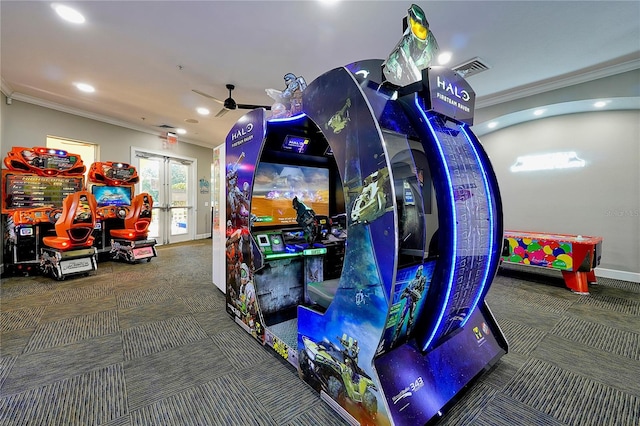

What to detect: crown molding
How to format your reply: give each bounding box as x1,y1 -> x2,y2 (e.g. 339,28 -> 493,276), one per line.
476,56 -> 640,108
4,92 -> 212,149
1,78 -> 14,97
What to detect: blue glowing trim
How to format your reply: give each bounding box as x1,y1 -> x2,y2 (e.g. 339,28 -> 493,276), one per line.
459,125 -> 496,327
267,113 -> 307,123
415,97 -> 457,351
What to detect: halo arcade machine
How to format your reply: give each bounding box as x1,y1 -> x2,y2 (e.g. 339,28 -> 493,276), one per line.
224,4 -> 507,425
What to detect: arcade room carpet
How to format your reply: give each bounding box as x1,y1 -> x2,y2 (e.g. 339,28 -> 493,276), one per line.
1,239 -> 639,425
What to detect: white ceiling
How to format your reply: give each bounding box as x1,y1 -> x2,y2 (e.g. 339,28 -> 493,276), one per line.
2,1 -> 639,148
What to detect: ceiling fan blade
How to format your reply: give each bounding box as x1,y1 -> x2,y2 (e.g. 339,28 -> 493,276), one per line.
237,103 -> 272,111
215,107 -> 230,117
192,89 -> 224,105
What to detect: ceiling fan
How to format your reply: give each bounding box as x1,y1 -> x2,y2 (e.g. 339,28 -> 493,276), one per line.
192,84 -> 271,117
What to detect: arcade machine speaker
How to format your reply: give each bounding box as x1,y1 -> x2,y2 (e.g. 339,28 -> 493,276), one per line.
109,193 -> 158,263
40,191 -> 99,280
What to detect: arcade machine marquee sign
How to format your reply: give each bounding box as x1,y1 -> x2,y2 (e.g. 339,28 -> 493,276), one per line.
423,66 -> 476,126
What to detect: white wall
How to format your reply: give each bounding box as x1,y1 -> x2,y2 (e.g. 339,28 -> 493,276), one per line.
1,95 -> 215,238
211,144 -> 226,293
480,110 -> 640,279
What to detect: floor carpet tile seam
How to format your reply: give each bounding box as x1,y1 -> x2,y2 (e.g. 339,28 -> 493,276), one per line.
0,282 -> 55,300
0,361 -> 128,401
48,283 -> 115,305
116,286 -> 177,309
0,356 -> 17,390
179,295 -> 223,313
474,392 -> 570,426
23,309 -> 120,353
576,294 -> 640,316
0,306 -> 45,333
595,279 -> 640,293
126,379 -> 205,413
198,373 -> 277,426
499,318 -> 549,355
112,271 -> 165,285
241,372 -> 323,423
0,363 -> 128,426
121,315 -> 209,360
491,288 -> 574,314
504,358 -> 640,426
210,329 -> 273,371
551,316 -> 640,361
129,387 -> 216,426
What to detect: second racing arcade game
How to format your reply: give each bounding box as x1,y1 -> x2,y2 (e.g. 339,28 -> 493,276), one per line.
224,4 -> 507,425
87,162 -> 157,263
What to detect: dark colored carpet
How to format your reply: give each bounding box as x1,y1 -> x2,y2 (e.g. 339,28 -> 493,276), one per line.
1,241 -> 638,425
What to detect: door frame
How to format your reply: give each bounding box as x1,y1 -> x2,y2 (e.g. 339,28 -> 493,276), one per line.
130,146 -> 197,245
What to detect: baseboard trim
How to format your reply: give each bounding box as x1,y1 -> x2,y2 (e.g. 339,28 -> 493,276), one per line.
195,233 -> 211,240
595,268 -> 640,283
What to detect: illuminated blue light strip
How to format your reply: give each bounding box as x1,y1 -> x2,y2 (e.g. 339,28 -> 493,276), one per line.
267,113 -> 307,123
459,125 -> 495,327
415,97 -> 457,351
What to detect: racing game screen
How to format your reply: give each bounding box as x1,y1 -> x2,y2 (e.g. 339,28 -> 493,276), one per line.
92,185 -> 133,207
251,162 -> 329,228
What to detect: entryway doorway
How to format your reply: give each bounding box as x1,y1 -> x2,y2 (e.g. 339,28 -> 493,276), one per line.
132,148 -> 196,245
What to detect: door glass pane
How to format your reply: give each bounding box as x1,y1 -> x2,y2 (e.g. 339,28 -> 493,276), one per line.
148,214 -> 160,238
170,161 -> 189,238
170,162 -> 188,207
139,157 -> 162,240
136,154 -> 193,244
171,208 -> 189,235
139,158 -> 161,204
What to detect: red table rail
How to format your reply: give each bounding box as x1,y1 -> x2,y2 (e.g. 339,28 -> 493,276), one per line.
501,230 -> 603,294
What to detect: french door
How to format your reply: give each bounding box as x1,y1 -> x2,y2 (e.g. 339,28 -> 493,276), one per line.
133,149 -> 195,245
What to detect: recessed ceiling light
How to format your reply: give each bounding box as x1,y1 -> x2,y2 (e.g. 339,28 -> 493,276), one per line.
487,122 -> 498,129
533,109 -> 546,116
73,82 -> 95,93
52,3 -> 85,24
593,101 -> 607,108
438,52 -> 452,65
196,107 -> 210,116
176,128 -> 187,135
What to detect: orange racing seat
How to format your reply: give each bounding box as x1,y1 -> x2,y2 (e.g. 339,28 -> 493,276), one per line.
110,193 -> 153,241
42,191 -> 96,250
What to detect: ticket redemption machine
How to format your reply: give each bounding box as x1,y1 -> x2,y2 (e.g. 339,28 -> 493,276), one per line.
87,161 -> 157,263
2,146 -> 98,279
223,7 -> 507,426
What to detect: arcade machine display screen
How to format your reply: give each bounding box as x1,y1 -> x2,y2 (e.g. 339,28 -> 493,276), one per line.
251,162 -> 329,228
2,172 -> 84,211
91,185 -> 133,207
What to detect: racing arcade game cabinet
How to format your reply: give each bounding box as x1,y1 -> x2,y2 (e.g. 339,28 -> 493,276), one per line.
87,162 -> 157,263
2,146 -> 98,279
224,4 -> 507,425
